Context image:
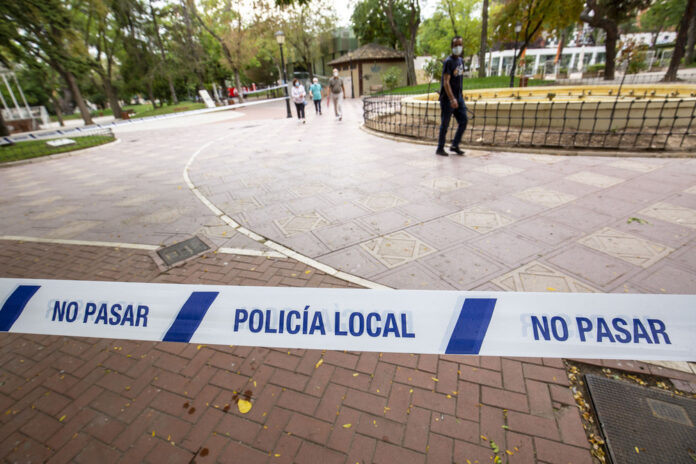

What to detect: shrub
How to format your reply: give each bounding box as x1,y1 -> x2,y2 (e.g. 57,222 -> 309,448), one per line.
423,57 -> 442,82
587,63 -> 605,73
382,66 -> 402,90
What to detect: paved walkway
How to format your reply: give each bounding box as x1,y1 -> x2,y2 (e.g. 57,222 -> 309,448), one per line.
1,98 -> 695,463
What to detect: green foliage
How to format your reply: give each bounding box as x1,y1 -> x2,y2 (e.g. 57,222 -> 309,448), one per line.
492,0 -> 582,53
0,134 -> 114,164
423,57 -> 443,81
618,39 -> 649,74
587,63 -> 605,73
417,0 -> 480,58
351,0 -> 407,47
382,66 -> 402,89
640,0 -> 686,34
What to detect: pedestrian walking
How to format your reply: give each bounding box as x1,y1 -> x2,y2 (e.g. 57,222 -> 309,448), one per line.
291,78 -> 306,123
328,69 -> 345,121
309,78 -> 323,115
436,36 -> 468,156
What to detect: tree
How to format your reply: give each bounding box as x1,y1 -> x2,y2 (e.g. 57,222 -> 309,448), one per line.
149,0 -> 178,104
663,0 -> 696,81
580,0 -> 651,80
640,0 -> 685,49
1,0 -> 95,125
478,0 -> 489,77
418,0 -> 480,59
283,0 -> 337,79
351,0 -> 402,48
379,0 -> 421,85
493,0 -> 582,86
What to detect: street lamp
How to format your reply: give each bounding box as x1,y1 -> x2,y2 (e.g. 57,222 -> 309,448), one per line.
275,30 -> 292,118
509,21 -> 522,88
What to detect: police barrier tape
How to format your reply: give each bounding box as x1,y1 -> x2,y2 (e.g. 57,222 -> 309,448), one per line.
0,278 -> 694,361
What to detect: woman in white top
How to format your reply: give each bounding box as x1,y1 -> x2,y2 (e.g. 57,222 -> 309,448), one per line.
291,78 -> 306,123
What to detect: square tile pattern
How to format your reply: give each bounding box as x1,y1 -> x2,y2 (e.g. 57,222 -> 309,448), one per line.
446,206 -> 515,234
607,160 -> 660,173
275,212 -> 329,236
419,176 -> 471,192
358,193 -> 408,212
639,202 -> 696,229
492,260 -> 597,292
565,171 -> 625,188
513,187 -> 576,208
474,164 -> 524,177
578,227 -> 673,268
360,231 -> 435,268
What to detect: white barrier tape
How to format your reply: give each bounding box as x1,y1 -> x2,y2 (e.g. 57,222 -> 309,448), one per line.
1,278 -> 694,360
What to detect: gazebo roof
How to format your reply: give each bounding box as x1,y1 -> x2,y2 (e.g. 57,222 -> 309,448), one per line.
328,43 -> 404,65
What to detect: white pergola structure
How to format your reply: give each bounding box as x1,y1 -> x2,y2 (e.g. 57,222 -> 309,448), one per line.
0,65 -> 33,121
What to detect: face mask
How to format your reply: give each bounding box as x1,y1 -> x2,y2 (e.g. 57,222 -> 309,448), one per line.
452,46 -> 463,56
333,72 -> 338,77
295,83 -> 300,87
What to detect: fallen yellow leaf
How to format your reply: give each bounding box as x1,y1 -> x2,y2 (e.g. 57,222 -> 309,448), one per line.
274,453 -> 281,457
238,399 -> 252,414
58,415 -> 66,422
315,359 -> 324,369
431,377 -> 439,382
635,447 -> 639,454
152,430 -> 155,437
342,424 -> 352,428
547,287 -> 557,292
353,373 -> 359,377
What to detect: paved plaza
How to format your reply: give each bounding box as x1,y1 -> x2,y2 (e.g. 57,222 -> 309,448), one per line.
1,99 -> 695,463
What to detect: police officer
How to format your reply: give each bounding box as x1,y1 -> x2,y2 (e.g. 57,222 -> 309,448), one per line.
436,36 -> 468,156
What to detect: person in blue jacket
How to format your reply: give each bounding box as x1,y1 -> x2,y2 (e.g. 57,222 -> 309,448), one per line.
436,36 -> 468,156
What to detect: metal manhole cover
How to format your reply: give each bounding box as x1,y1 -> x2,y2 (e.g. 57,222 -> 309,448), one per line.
157,236 -> 210,266
585,374 -> 696,463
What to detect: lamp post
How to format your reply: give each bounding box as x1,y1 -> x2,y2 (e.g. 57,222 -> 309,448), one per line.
509,21 -> 522,88
275,30 -> 292,118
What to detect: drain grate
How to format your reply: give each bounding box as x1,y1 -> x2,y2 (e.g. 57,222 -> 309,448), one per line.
157,236 -> 210,266
585,374 -> 696,463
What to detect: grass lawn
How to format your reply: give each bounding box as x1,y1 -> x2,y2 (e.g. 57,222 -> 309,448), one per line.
0,135 -> 115,164
381,76 -> 555,95
49,100 -> 206,122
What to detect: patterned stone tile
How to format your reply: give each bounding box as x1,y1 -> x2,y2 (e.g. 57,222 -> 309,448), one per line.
578,227 -> 673,268
292,182 -> 330,198
96,185 -> 132,195
357,192 -> 408,212
360,231 -> 435,268
115,194 -> 159,207
134,208 -> 188,225
275,212 -> 330,236
492,261 -> 597,292
32,206 -> 79,220
46,220 -> 101,239
17,188 -> 51,197
639,202 -> 696,229
607,160 -> 660,173
446,206 -> 515,234
523,154 -> 564,164
564,171 -> 624,188
406,159 -> 443,169
419,176 -> 471,192
642,361 -> 696,374
25,196 -> 62,206
685,185 -> 696,195
222,197 -> 263,214
473,164 -> 523,177
513,187 -> 576,208
357,169 -> 392,181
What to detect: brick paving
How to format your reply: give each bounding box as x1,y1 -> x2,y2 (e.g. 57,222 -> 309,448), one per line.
0,240 -> 598,464
1,99 -> 695,463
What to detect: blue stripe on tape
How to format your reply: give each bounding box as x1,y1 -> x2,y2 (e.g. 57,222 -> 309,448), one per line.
445,298 -> 497,354
0,285 -> 41,332
163,292 -> 219,343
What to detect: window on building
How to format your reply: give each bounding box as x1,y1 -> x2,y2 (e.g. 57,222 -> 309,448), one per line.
596,52 -> 605,64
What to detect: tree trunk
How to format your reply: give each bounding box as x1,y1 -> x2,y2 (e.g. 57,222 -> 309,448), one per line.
478,0 -> 488,78
61,68 -> 93,125
147,80 -> 158,109
104,77 -> 123,119
234,69 -> 245,103
0,109 -> 9,137
685,15 -> 696,65
663,0 -> 696,81
50,93 -> 65,126
168,75 -> 179,104
603,25 -> 618,80
404,43 -> 417,86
